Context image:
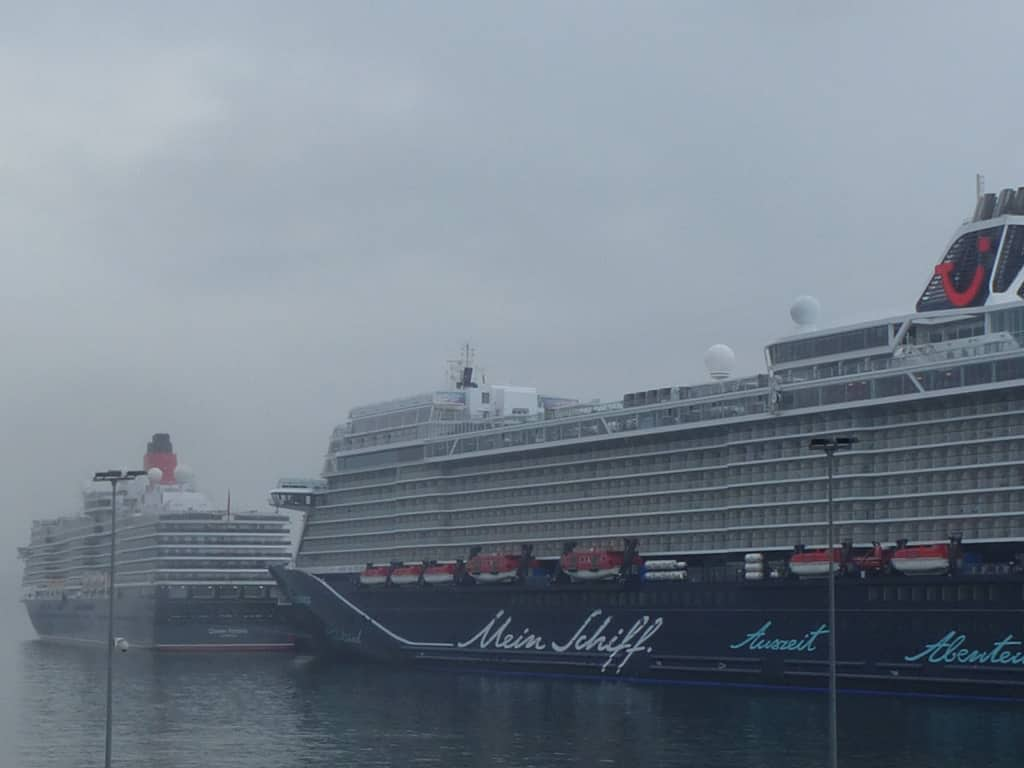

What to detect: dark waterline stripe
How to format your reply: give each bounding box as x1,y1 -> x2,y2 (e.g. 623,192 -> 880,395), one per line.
433,665 -> 1024,704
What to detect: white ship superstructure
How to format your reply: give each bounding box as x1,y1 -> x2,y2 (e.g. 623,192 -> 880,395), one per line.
283,185 -> 1024,575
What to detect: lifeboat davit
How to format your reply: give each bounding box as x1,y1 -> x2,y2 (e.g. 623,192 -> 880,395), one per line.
423,563 -> 457,585
891,543 -> 950,575
359,565 -> 390,586
389,564 -> 424,586
789,549 -> 841,578
467,553 -> 524,584
851,543 -> 890,573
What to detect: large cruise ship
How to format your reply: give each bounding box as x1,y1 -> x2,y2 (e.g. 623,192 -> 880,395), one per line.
20,434 -> 298,650
270,184 -> 1024,697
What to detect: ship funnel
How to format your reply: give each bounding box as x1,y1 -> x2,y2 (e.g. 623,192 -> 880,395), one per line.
993,188 -> 1017,217
143,433 -> 177,484
973,192 -> 997,221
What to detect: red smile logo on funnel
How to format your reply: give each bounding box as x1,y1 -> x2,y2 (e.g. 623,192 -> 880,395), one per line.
935,235 -> 991,307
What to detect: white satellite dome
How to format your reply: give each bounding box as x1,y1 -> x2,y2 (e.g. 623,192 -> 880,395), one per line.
790,295 -> 821,328
175,464 -> 194,484
704,344 -> 736,381
147,467 -> 163,484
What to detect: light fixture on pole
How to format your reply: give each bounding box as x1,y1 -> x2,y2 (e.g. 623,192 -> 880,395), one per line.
808,435 -> 857,768
93,469 -> 147,768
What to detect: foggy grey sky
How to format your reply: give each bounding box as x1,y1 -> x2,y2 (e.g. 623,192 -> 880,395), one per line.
4,2 -> 1024,591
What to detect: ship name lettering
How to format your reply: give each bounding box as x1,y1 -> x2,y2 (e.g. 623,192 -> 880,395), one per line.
459,609 -> 663,674
550,610 -> 663,672
904,631 -> 1024,665
458,611 -> 547,651
729,621 -> 829,653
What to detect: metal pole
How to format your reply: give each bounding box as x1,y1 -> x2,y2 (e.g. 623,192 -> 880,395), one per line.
105,478 -> 118,768
825,447 -> 838,768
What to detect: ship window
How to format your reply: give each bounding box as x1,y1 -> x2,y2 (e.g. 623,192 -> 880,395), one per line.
167,585 -> 188,599
218,586 -> 241,599
942,585 -> 956,602
957,585 -> 971,602
995,226 -> 1024,292
191,585 -> 215,599
243,586 -> 266,599
963,363 -> 994,387
897,586 -> 911,601
995,358 -> 1024,382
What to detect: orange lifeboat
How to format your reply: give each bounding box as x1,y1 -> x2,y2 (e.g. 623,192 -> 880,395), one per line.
423,563 -> 458,585
789,548 -> 841,578
359,565 -> 390,587
389,564 -> 424,586
467,553 -> 524,584
891,543 -> 950,575
560,548 -> 630,582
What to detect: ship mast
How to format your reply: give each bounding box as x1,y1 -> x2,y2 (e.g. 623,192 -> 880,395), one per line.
447,343 -> 477,390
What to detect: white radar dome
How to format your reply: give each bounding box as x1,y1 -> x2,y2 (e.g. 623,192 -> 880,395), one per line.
147,467 -> 163,484
175,464 -> 194,484
704,344 -> 736,381
790,295 -> 821,327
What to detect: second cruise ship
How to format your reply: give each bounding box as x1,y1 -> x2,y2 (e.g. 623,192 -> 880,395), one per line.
21,434 -> 298,650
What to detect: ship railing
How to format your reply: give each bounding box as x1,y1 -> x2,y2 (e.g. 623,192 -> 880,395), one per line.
775,331 -> 1022,385
277,477 -> 326,490
545,401 -> 624,420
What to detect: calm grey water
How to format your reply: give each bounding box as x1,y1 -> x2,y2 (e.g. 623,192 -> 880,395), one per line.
8,636 -> 1024,767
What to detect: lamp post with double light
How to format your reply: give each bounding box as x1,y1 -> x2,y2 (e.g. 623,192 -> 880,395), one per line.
92,469 -> 147,768
808,435 -> 857,768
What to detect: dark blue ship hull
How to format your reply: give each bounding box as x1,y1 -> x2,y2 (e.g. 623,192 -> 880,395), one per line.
25,590 -> 297,651
271,566 -> 1024,699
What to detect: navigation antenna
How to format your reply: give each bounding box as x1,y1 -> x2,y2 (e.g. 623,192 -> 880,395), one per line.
447,343 -> 478,389
977,173 -> 985,202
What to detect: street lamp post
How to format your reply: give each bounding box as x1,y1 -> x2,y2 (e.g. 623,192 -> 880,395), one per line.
808,436 -> 857,768
93,469 -> 147,768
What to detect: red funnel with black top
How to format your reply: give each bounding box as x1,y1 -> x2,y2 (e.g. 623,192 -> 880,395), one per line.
144,433 -> 177,484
